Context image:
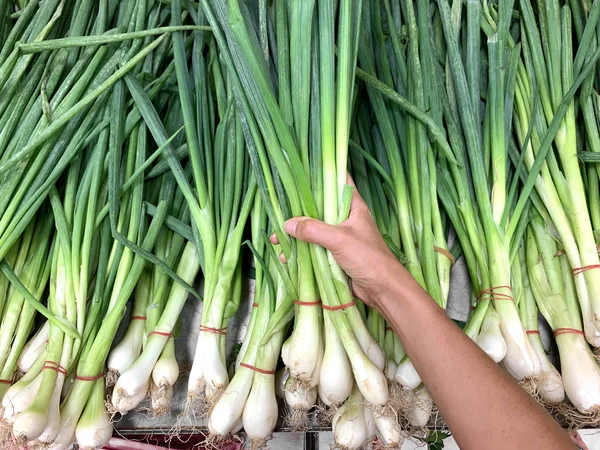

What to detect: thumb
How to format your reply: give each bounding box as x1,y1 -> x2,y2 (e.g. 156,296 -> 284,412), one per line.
284,216 -> 345,251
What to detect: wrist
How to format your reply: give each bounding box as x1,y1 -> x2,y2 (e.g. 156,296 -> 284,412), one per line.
373,262 -> 431,318
370,258 -> 413,308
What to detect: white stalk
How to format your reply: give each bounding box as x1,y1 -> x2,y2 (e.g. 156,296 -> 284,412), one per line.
150,382 -> 173,415
385,360 -> 397,381
150,337 -> 178,415
318,312 -> 352,406
351,317 -> 386,371
476,307 -> 507,363
37,336 -> 75,444
111,334 -> 171,414
500,321 -> 540,380
36,374 -> 65,443
347,344 -> 388,406
113,379 -> 150,414
284,377 -> 317,410
152,337 -> 179,390
44,405 -> 79,450
187,329 -> 228,398
332,386 -> 367,450
407,386 -> 433,428
12,370 -> 60,442
363,406 -> 377,441
75,379 -> 113,450
489,236 -> 539,379
283,305 -> 322,381
46,435 -> 77,450
208,365 -> 254,436
527,333 -> 564,404
108,271 -> 152,376
243,371 -> 278,443
374,408 -> 403,448
2,373 -> 42,424
308,336 -> 324,388
330,268 -> 385,370
115,242 -> 200,412
242,332 -> 283,444
17,321 -> 49,374
107,318 -> 146,376
394,357 -> 422,391
556,333 -> 600,413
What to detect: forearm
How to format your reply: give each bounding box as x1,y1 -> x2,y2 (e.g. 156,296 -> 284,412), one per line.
376,264 -> 573,450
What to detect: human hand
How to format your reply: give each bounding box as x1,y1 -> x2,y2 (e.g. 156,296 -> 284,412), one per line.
271,178 -> 404,308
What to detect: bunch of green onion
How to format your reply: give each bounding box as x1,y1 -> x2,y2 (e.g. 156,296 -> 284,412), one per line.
200,0 -> 400,447
0,0 -> 209,448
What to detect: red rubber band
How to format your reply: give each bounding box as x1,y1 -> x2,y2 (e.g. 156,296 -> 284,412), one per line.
470,305 -> 477,311
414,242 -> 456,265
322,301 -> 355,311
385,326 -> 392,331
199,325 -> 227,335
433,246 -> 456,265
477,285 -> 514,302
572,264 -> 600,276
130,315 -> 147,321
240,362 -> 276,375
252,302 -> 258,308
43,361 -> 67,376
294,299 -> 322,306
148,330 -> 174,338
526,330 -> 540,335
76,372 -> 105,382
554,328 -> 585,337
0,379 -> 11,385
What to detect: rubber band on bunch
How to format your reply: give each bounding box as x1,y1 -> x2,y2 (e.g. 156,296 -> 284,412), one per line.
525,330 -> 540,335
322,301 -> 355,311
434,246 -> 456,265
76,372 -> 105,382
148,330 -> 175,338
0,379 -> 11,385
553,328 -> 584,337
415,242 -> 456,265
477,285 -> 514,302
130,315 -> 147,321
43,360 -> 67,376
572,264 -> 600,277
294,299 -> 322,306
198,325 -> 226,335
240,362 -> 275,375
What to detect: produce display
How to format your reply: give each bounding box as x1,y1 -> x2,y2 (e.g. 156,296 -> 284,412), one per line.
0,0 -> 599,449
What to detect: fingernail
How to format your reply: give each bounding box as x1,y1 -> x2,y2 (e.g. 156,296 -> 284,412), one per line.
284,218 -> 298,235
